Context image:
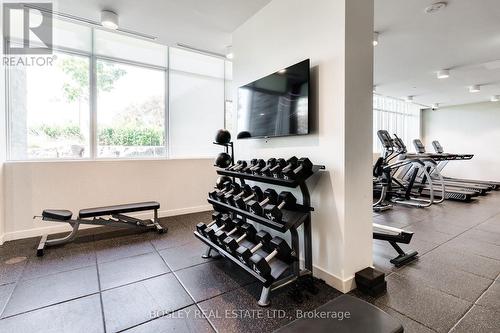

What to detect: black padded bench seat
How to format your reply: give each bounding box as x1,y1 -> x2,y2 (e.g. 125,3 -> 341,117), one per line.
78,201 -> 160,218
37,201 -> 163,256
42,209 -> 73,221
275,295 -> 403,333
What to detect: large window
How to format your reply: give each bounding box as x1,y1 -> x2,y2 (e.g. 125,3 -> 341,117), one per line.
96,60 -> 166,158
6,16 -> 227,161
8,52 -> 91,160
373,94 -> 421,152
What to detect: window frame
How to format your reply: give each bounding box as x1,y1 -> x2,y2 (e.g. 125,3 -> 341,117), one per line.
4,24 -> 230,162
5,42 -> 96,161
93,56 -> 169,160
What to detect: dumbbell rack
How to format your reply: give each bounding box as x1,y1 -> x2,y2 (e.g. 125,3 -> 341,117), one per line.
213,141 -> 234,166
193,164 -> 325,306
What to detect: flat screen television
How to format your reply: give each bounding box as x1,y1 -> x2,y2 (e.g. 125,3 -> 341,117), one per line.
237,59 -> 310,139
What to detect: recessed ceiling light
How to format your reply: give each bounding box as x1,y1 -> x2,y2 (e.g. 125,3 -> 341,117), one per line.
425,2 -> 447,14
405,96 -> 414,103
437,69 -> 450,79
373,32 -> 379,46
101,10 -> 119,30
469,85 -> 480,93
491,95 -> 500,102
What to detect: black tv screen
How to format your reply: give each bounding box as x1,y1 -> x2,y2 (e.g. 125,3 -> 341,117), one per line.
237,59 -> 309,139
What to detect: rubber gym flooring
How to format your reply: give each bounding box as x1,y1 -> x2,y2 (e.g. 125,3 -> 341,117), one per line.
0,193 -> 499,332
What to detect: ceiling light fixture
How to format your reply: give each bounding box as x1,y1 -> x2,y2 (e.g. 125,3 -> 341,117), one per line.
373,32 -> 379,46
491,95 -> 500,102
226,46 -> 234,60
469,85 -> 480,93
101,10 -> 118,30
425,2 -> 447,14
23,4 -> 156,39
437,69 -> 450,79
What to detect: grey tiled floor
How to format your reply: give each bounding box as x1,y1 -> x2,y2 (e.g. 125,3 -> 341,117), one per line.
0,212 -> 340,333
370,193 -> 500,333
0,193 -> 499,332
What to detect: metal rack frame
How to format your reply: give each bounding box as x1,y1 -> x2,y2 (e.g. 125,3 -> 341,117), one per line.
196,163 -> 324,306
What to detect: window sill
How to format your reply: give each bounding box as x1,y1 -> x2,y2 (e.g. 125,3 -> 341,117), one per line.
4,156 -> 214,164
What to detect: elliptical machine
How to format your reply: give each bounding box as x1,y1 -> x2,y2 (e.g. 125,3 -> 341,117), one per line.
374,130 -> 444,208
372,132 -> 419,266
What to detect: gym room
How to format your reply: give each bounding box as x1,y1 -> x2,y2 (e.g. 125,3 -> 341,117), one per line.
0,0 -> 498,332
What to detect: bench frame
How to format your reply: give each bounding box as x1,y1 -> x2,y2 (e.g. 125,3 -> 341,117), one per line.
373,223 -> 418,267
35,206 -> 164,256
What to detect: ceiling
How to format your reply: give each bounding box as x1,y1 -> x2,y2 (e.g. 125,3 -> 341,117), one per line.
53,0 -> 271,55
375,0 -> 500,107
52,0 -> 499,108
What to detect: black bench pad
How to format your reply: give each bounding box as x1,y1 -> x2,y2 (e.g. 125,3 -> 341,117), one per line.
42,210 -> 73,221
79,201 -> 160,218
275,294 -> 403,333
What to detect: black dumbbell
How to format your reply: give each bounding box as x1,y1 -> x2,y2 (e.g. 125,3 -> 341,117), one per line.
208,181 -> 232,200
250,237 -> 292,277
216,176 -> 232,188
283,157 -> 313,180
227,160 -> 244,171
233,161 -> 247,172
222,223 -> 257,253
247,189 -> 278,216
235,186 -> 264,210
269,158 -> 287,178
242,159 -> 258,173
259,158 -> 277,176
205,216 -> 236,243
202,214 -> 232,238
219,183 -> 241,202
196,212 -> 224,235
226,184 -> 253,207
214,218 -> 244,245
279,157 -> 299,177
208,179 -> 233,200
250,159 -> 266,175
264,192 -> 297,222
236,230 -> 272,265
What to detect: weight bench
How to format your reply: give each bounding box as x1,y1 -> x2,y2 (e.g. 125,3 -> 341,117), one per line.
275,294 -> 404,333
35,201 -> 165,256
373,223 -> 418,267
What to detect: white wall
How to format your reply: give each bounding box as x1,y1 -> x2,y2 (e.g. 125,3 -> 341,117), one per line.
0,4 -> 220,244
422,102 -> 500,181
232,0 -> 373,291
0,3 -> 6,245
2,159 -> 215,242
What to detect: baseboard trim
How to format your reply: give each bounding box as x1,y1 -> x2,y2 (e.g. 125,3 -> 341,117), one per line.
1,204 -> 213,243
313,264 -> 356,293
